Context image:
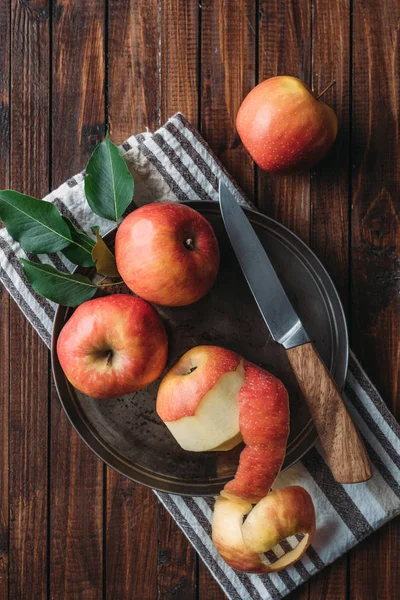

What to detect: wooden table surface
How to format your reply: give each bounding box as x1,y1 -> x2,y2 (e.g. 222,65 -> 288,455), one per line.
1,1 -> 399,599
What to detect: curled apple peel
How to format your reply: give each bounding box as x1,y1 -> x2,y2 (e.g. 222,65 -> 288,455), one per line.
157,345 -> 317,572
222,360 -> 289,504
212,487 -> 316,573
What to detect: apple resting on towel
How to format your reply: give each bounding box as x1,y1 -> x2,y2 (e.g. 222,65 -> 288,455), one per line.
57,294 -> 168,399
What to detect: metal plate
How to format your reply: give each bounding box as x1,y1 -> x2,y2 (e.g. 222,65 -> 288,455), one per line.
51,201 -> 348,496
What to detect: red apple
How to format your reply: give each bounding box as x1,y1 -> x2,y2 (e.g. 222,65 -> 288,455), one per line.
57,294 -> 168,399
156,345 -> 289,503
236,76 -> 338,174
115,203 -> 220,306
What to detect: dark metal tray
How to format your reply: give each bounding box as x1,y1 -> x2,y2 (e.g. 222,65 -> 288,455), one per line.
51,201 -> 348,496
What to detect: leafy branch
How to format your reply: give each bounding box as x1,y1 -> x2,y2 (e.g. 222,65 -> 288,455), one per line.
0,136 -> 134,306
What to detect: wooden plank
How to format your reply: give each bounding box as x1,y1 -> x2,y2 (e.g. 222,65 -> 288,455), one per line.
310,0 -> 351,313
160,0 -> 199,125
0,290 -> 9,600
200,0 -> 256,198
106,476 -> 158,599
199,566 -> 227,600
308,3 -> 351,596
107,2 -> 159,599
349,1 -> 400,598
158,3 -> 200,598
199,1 -> 255,596
309,555 -> 348,600
50,1 -> 105,597
108,0 -> 160,144
0,2 -> 10,597
157,506 -> 197,600
8,1 -> 50,598
257,0 -> 311,240
52,0 -> 106,183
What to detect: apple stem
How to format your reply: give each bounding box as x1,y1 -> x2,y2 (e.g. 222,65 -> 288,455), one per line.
98,280 -> 124,287
184,238 -> 195,251
106,350 -> 113,366
184,366 -> 198,376
316,80 -> 336,100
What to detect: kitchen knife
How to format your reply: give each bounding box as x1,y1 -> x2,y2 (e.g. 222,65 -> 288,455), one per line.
219,180 -> 371,484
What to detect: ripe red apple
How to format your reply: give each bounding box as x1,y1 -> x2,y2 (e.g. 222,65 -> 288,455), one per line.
115,203 -> 220,307
57,294 -> 168,399
236,76 -> 338,173
156,345 -> 289,503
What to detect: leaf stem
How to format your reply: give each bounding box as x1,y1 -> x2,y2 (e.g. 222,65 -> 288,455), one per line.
72,240 -> 94,255
97,280 -> 124,288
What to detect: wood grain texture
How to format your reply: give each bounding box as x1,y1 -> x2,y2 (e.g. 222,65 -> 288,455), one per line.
0,289 -> 9,600
108,0 -> 160,143
309,555 -> 348,600
200,0 -> 255,198
9,1 -> 50,598
311,0 -> 350,313
0,0 -> 10,596
287,342 -> 371,483
52,0 -> 106,183
105,473 -> 158,600
157,505 -> 197,600
106,3 -> 161,599
349,0 -> 400,598
50,1 -> 105,597
257,0 -> 311,240
199,563 -> 227,600
160,0 -> 199,125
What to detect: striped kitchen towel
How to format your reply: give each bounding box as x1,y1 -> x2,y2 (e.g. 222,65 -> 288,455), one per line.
1,113 -> 400,600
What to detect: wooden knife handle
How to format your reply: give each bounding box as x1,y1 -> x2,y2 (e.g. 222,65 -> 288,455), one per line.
286,342 -> 372,483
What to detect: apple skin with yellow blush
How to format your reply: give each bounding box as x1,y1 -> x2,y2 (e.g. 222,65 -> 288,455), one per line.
57,294 -> 168,399
236,76 -> 338,174
115,202 -> 220,307
212,487 -> 316,573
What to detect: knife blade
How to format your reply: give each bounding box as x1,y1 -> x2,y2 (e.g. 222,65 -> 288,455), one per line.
219,181 -> 309,350
219,180 -> 372,484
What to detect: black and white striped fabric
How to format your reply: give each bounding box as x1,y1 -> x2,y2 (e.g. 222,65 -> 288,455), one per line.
1,113 -> 399,600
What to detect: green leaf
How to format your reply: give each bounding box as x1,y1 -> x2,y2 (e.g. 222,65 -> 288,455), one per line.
91,231 -> 119,277
0,190 -> 73,253
61,218 -> 96,267
84,138 -> 134,222
91,225 -> 100,235
20,259 -> 98,306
